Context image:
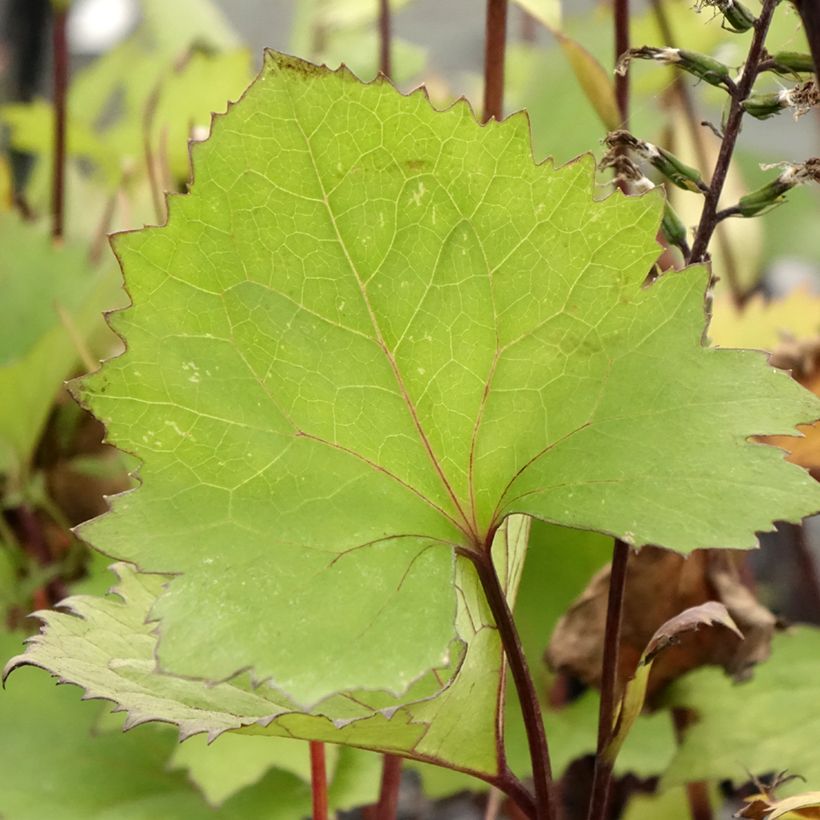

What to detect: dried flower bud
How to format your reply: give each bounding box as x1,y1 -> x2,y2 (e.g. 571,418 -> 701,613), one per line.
616,47 -> 733,90
598,153 -> 656,193
599,140 -> 690,253
742,81 -> 820,120
737,158 -> 820,217
694,0 -> 756,33
602,131 -> 708,194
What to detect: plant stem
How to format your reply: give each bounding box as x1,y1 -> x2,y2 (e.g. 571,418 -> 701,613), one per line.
51,2 -> 68,242
586,539 -> 630,820
688,0 -> 779,263
648,0 -> 743,302
471,549 -> 556,820
614,0 -> 630,124
379,0 -> 392,78
482,0 -> 508,122
309,741 -> 328,820
375,753 -> 402,818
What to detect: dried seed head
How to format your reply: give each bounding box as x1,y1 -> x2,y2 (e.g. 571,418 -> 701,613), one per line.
603,130 -> 643,152
598,153 -> 655,192
737,158 -> 820,216
601,131 -> 707,194
615,47 -> 681,76
785,80 -> 820,119
743,80 -> 819,120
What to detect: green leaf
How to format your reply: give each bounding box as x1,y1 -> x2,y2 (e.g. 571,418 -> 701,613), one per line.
10,52 -> 820,778
76,50 -> 820,702
515,521 -> 612,688
663,627 -> 820,789
169,734 -> 379,810
0,628 -> 369,819
0,215 -> 121,483
6,521 -> 522,779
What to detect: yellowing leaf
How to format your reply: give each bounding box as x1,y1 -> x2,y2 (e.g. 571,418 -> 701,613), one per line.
555,31 -> 621,131
512,0 -> 562,30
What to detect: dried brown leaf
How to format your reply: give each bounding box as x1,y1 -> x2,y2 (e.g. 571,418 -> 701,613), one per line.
547,547 -> 775,698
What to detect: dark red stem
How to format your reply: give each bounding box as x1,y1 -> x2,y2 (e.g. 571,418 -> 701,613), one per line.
51,4 -> 68,241
688,0 -> 779,263
614,0 -> 630,125
470,549 -> 556,820
482,0 -> 508,122
379,0 -> 392,78
309,741 -> 328,820
586,539 -> 630,820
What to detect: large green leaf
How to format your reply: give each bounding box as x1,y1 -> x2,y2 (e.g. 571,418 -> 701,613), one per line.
663,627 -> 820,790
72,51 -> 819,702
8,52 -> 820,777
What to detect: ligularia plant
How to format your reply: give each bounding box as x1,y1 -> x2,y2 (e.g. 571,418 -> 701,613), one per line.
7,52 -> 820,819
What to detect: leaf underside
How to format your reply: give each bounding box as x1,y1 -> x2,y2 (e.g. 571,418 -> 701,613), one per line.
7,51 -> 820,768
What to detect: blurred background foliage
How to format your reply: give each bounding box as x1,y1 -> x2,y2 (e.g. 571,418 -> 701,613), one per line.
0,1 -> 818,817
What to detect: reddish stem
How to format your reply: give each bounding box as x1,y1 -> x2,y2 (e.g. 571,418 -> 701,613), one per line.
482,0 -> 508,122
470,548 -> 556,820
688,0 -> 779,263
614,0 -> 630,125
309,741 -> 328,820
379,0 -> 392,78
586,539 -> 630,820
51,4 -> 68,242
374,753 -> 402,818
648,0 -> 743,303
